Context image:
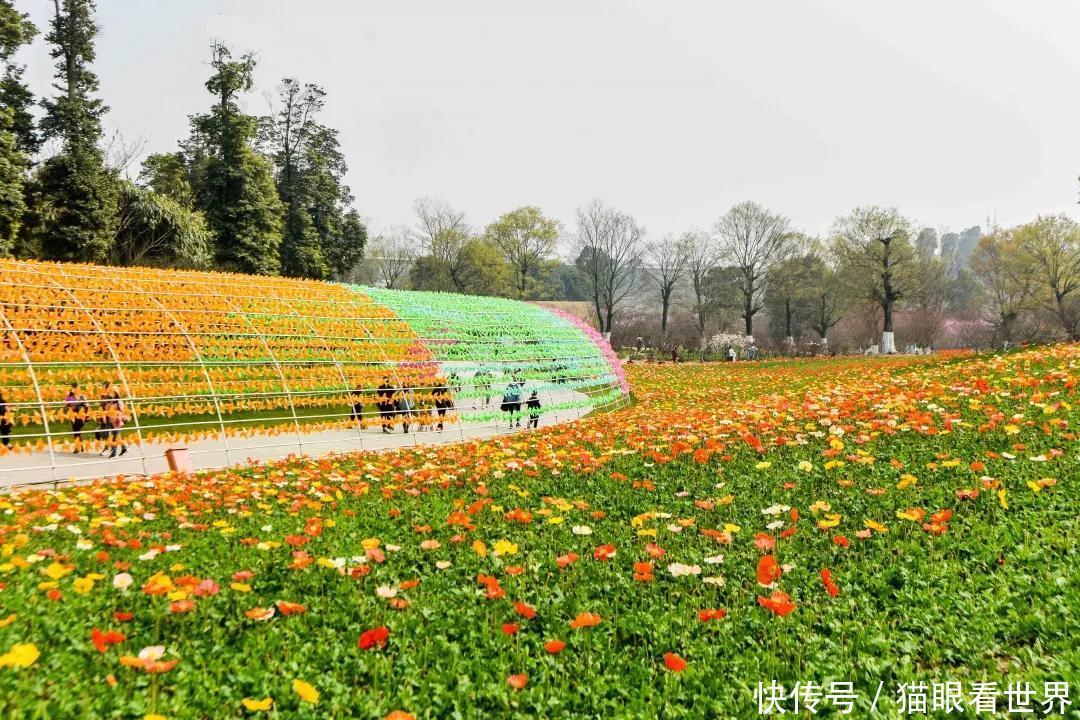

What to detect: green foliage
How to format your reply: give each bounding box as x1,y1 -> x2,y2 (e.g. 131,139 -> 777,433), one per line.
33,0 -> 116,263
138,152 -> 196,208
0,108 -> 24,254
261,85 -> 366,280
191,42 -> 284,275
410,239 -> 511,296
484,206 -> 560,298
30,147 -> 118,263
0,0 -> 37,156
111,180 -> 212,268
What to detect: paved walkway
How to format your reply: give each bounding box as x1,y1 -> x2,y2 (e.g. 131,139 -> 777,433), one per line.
0,392 -> 597,489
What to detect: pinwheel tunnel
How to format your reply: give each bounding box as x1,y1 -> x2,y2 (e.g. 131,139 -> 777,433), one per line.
0,260 -> 629,486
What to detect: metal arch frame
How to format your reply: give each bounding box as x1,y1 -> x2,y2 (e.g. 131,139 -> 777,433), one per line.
140,287 -> 233,466
0,302 -> 58,484
0,261 -> 630,483
46,275 -> 151,476
214,290 -> 306,456
264,286 -> 367,447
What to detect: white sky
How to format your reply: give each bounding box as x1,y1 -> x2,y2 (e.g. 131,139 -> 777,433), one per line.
15,0 -> 1080,242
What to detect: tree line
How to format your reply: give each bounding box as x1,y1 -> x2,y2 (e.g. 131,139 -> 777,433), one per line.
595,202 -> 1080,353
0,0 -> 364,279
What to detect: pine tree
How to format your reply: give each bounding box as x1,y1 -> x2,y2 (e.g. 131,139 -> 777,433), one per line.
192,42 -> 282,275
262,79 -> 365,279
0,1 -> 37,254
32,0 -> 118,263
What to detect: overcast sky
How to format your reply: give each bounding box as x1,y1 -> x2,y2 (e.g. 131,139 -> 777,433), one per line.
15,0 -> 1080,243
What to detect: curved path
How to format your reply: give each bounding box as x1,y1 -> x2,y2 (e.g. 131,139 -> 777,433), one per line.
0,389 -> 604,489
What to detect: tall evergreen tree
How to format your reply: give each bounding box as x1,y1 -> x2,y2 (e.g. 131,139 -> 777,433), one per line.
32,0 -> 117,263
0,0 -> 35,254
0,1 -> 38,156
261,79 -> 364,279
192,42 -> 282,275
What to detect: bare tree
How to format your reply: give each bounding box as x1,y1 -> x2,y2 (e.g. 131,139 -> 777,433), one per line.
798,244 -> 851,351
410,197 -> 472,291
102,129 -> 148,176
572,199 -> 645,336
831,206 -> 917,354
715,201 -> 792,338
365,226 -> 417,289
683,228 -> 720,348
412,196 -> 469,262
644,235 -> 690,346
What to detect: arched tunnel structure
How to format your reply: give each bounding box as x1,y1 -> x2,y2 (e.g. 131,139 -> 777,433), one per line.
0,259 -> 628,486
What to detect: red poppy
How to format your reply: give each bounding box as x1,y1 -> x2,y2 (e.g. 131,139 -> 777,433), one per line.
358,626 -> 390,650
820,569 -> 840,597
593,544 -> 617,561
555,552 -> 579,569
832,535 -> 850,549
644,542 -> 666,558
514,601 -> 537,620
698,608 -> 727,623
663,652 -> 687,672
113,611 -> 134,622
502,623 -> 520,636
91,628 -> 126,653
633,561 -> 655,582
569,612 -> 602,629
757,590 -> 797,617
543,640 -> 566,654
276,600 -> 306,616
756,555 -> 782,586
507,673 -> 528,690
169,599 -> 196,614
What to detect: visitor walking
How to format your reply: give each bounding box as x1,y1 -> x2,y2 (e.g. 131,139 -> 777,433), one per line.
396,386 -> 415,434
100,383 -> 128,458
349,383 -> 364,426
65,382 -> 89,452
526,390 -> 541,429
376,377 -> 395,433
433,378 -> 454,431
474,369 -> 493,407
0,390 -> 11,448
501,378 -> 523,429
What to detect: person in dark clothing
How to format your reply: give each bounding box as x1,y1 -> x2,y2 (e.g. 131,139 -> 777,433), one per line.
65,382 -> 90,452
396,386 -> 415,434
349,383 -> 365,426
501,379 -> 523,429
0,391 -> 11,448
671,346 -> 679,363
432,379 -> 454,431
376,378 -> 395,433
98,383 -> 128,458
526,391 -> 541,429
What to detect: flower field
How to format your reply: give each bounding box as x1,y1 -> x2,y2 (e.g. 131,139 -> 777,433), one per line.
1,345 -> 1078,718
